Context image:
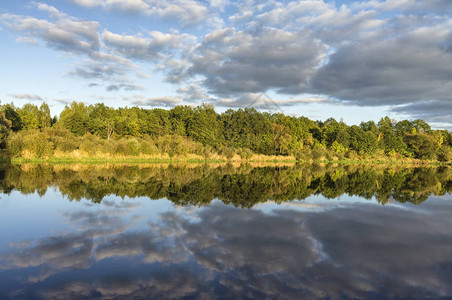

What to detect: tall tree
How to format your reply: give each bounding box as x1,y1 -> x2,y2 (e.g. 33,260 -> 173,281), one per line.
187,104 -> 222,146
17,103 -> 40,130
1,103 -> 23,131
55,102 -> 89,136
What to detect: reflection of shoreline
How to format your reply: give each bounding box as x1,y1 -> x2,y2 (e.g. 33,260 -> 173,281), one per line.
1,199 -> 452,299
0,164 -> 451,207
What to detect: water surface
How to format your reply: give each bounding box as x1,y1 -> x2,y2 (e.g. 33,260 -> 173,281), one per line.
1,164 -> 451,299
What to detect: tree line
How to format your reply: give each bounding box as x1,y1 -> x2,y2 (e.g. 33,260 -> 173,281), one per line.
0,101 -> 451,161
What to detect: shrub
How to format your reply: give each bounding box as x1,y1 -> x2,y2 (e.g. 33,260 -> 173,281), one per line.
238,147 -> 253,160
139,138 -> 159,155
6,132 -> 24,157
437,146 -> 452,162
20,130 -> 54,158
114,138 -> 132,156
345,150 -> 359,160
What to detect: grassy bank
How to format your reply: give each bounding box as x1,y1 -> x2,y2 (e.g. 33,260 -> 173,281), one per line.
5,153 -> 298,165
3,155 -> 449,166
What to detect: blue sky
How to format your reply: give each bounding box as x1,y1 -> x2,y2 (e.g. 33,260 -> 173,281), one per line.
0,0 -> 451,128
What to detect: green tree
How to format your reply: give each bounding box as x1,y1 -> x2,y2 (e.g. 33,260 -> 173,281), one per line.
88,103 -> 117,139
271,123 -> 291,155
348,125 -> 378,155
394,120 -> 413,136
412,119 -> 431,134
38,102 -> 52,129
220,108 -> 272,154
0,111 -> 12,148
55,102 -> 89,136
169,105 -> 194,136
1,103 -> 23,131
187,104 -> 222,146
360,120 -> 378,135
404,133 -> 438,159
17,103 -> 40,130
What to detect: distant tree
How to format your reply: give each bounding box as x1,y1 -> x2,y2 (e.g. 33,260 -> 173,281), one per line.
411,119 -> 431,134
321,118 -> 349,148
17,103 -> 40,130
436,146 -> 452,162
271,123 -> 291,155
348,125 -> 378,155
169,105 -> 194,136
0,111 -> 12,148
394,120 -> 413,136
360,120 -> 378,135
38,102 -> 52,129
187,104 -> 222,146
404,133 -> 438,159
220,108 -> 272,154
88,103 -> 116,139
55,102 -> 89,136
378,116 -> 395,134
1,103 -> 23,131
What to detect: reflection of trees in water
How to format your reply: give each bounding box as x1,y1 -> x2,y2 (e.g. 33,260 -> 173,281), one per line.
0,164 -> 451,206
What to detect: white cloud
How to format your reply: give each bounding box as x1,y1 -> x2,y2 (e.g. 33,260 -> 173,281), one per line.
102,29 -> 196,61
0,12 -> 100,55
69,0 -> 212,24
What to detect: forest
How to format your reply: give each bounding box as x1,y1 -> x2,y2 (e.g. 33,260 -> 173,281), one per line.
0,101 -> 451,162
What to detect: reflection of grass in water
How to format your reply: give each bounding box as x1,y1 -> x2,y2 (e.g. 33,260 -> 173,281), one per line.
9,157 -> 299,165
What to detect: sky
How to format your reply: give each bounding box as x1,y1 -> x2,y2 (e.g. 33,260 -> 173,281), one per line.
0,0 -> 451,129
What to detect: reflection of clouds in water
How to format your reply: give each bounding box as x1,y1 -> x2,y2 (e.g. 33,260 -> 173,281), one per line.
307,202 -> 452,297
0,208 -> 133,282
173,206 -> 323,274
1,233 -> 93,283
101,199 -> 141,209
1,200 -> 452,298
94,230 -> 189,265
64,210 -> 130,236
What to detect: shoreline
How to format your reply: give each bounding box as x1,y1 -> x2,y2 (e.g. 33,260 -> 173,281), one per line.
1,156 -> 450,166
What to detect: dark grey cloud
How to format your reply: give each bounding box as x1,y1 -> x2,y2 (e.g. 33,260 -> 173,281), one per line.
187,27 -> 327,96
353,0 -> 452,15
392,100 -> 452,128
311,21 -> 452,107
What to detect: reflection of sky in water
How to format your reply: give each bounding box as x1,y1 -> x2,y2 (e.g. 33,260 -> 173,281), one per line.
1,190 -> 452,299
254,193 -> 424,214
